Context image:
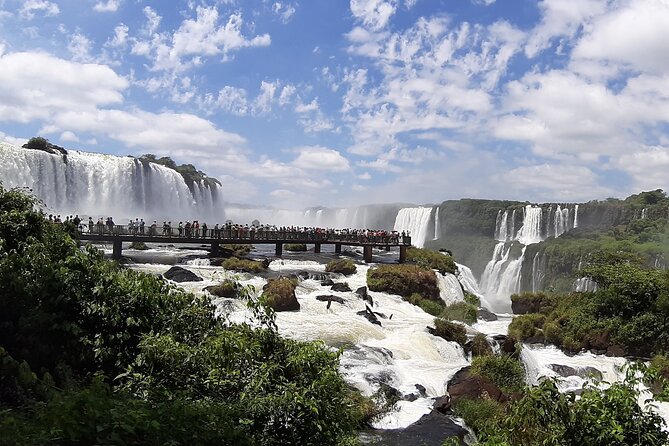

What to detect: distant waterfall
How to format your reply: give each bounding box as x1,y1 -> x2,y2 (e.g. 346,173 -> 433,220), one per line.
554,205 -> 570,238
516,205 -> 543,245
0,142 -> 220,221
573,204 -> 579,228
433,207 -> 441,240
394,207 -> 434,248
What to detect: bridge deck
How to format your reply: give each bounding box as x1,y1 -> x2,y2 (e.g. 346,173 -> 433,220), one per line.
78,226 -> 411,263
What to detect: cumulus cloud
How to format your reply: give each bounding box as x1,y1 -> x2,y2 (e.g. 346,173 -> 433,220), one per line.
292,146 -> 350,171
20,0 -> 59,20
93,0 -> 121,13
272,2 -> 296,23
350,0 -> 397,31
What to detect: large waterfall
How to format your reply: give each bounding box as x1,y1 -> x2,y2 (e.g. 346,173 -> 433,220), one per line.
0,142 -> 220,221
393,207 -> 434,248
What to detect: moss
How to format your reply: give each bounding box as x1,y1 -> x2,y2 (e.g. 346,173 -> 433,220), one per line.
325,259 -> 357,276
463,291 -> 480,307
442,301 -> 478,324
367,264 -> 439,299
510,292 -> 556,315
432,318 -> 467,348
406,247 -> 456,274
222,257 -> 265,273
284,243 -> 307,252
261,277 -> 299,311
508,314 -> 546,341
470,354 -> 525,394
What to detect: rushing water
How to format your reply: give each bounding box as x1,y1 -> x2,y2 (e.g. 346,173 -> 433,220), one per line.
394,207 -> 434,248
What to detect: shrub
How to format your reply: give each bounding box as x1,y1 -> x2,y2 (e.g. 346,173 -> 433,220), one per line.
367,264 -> 439,299
471,333 -> 493,357
463,291 -> 480,307
285,243 -> 307,252
222,257 -> 265,273
221,244 -> 252,257
419,299 -> 444,316
261,277 -> 299,312
432,318 -> 467,348
452,397 -> 504,441
510,292 -> 556,315
406,247 -> 456,274
442,301 -> 478,324
325,258 -> 357,275
129,241 -> 149,250
508,314 -> 545,341
205,279 -> 240,298
470,354 -> 525,394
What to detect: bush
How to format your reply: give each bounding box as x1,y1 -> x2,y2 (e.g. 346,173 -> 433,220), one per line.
470,354 -> 525,394
325,259 -> 357,275
367,264 -> 439,299
406,247 -> 456,274
442,301 -> 478,324
432,318 -> 467,348
463,291 -> 480,307
452,397 -> 504,441
223,257 -> 265,273
261,277 -> 299,312
205,279 -> 240,298
471,333 -> 493,357
285,243 -> 307,252
508,314 -> 545,341
221,244 -> 252,257
129,241 -> 149,250
419,299 -> 444,316
510,292 -> 556,315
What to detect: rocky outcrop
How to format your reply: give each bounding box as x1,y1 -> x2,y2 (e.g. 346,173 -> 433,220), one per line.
357,305 -> 381,326
163,266 -> 203,282
447,367 -> 507,406
261,278 -> 300,312
204,280 -> 239,298
477,308 -> 498,321
316,295 -> 345,306
368,411 -> 467,446
355,286 -> 374,306
331,282 -> 351,292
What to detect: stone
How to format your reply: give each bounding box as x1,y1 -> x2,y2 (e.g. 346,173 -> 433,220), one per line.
606,344 -> 626,357
331,282 -> 351,292
357,305 -> 382,326
447,367 -> 507,405
316,295 -> 346,305
163,266 -> 203,282
365,411 -> 467,446
356,286 -> 374,306
321,278 -> 335,286
432,395 -> 451,414
477,308 -> 498,321
262,278 -> 300,312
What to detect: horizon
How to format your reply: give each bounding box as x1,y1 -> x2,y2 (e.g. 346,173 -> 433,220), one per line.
1,1 -> 669,208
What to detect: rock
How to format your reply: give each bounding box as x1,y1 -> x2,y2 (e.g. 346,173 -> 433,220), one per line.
433,395 -> 451,414
549,364 -> 578,378
204,280 -> 239,298
477,308 -> 498,321
316,295 -> 346,305
415,384 -> 427,397
606,344 -> 626,357
331,282 -> 351,292
321,278 -> 335,286
500,336 -> 519,358
355,286 -> 374,306
163,266 -> 203,282
357,305 -> 382,326
447,367 -> 507,405
367,411 -> 467,446
262,278 -> 300,312
297,271 -> 310,280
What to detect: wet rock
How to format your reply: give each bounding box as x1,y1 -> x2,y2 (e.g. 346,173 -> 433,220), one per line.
549,364 -> 578,378
356,286 -> 374,306
321,278 -> 335,286
262,278 -> 300,312
316,295 -> 346,305
331,282 -> 351,292
606,344 -> 626,357
433,395 -> 451,414
357,305 -> 381,326
204,280 -> 239,298
297,271 -> 310,280
477,308 -> 498,321
163,266 -> 203,282
447,367 -> 507,405
366,411 -> 467,446
415,384 -> 427,397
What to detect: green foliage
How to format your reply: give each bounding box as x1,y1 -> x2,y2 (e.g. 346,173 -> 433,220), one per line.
471,333 -> 493,357
441,301 -> 478,324
222,256 -> 266,273
510,292 -> 556,315
367,264 -> 440,300
432,318 -> 467,348
24,136 -> 48,150
508,314 -> 545,341
206,279 -> 240,298
221,244 -> 252,257
325,258 -> 357,275
419,299 -> 444,316
139,154 -> 221,189
452,397 -> 504,442
406,247 -> 456,274
260,277 -> 298,311
463,291 -> 480,307
129,241 -> 149,250
285,243 -> 308,252
470,354 -> 525,394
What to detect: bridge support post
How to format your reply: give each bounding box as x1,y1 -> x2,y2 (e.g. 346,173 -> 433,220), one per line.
363,245 -> 373,263
385,245 -> 390,252
314,243 -> 321,253
112,240 -> 123,260
399,245 -> 407,264
334,243 -> 342,254
275,243 -> 283,258
211,242 -> 220,257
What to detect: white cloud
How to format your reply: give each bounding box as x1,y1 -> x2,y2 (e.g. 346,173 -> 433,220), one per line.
68,33 -> 93,62
142,6 -> 161,36
20,0 -> 59,20
612,145 -> 669,192
215,86 -> 249,116
350,0 -> 397,31
60,130 -> 79,142
295,98 -> 319,113
272,2 -> 296,23
292,146 -> 350,171
107,23 -> 129,48
93,0 -> 121,13
270,189 -> 296,199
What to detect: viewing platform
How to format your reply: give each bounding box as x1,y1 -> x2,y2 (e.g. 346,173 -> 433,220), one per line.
78,226 -> 412,263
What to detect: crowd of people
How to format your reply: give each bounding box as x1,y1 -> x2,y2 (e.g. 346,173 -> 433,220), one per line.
65,216 -> 412,245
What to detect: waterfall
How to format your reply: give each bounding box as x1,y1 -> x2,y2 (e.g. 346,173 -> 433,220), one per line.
573,277 -> 598,292
554,205 -> 570,238
641,208 -> 648,219
437,272 -> 465,306
574,204 -> 579,228
393,207 -> 434,248
0,142 -> 220,221
456,262 -> 493,310
433,206 -> 441,240
531,251 -> 545,292
516,205 -> 543,245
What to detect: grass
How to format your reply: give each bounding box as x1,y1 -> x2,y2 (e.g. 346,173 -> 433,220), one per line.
284,243 -> 307,252
432,318 -> 467,348
406,247 -> 456,274
367,264 -> 439,299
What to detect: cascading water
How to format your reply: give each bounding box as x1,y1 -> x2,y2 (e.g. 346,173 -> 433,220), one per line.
433,206 -> 441,240
554,205 -> 570,238
436,272 -> 465,306
573,204 -> 579,228
393,207 -> 434,248
0,142 -> 220,221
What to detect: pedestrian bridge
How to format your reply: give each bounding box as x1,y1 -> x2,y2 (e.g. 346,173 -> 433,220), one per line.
78,226 -> 412,263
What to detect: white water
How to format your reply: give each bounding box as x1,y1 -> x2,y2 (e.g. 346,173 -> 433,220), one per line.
573,204 -> 579,228
0,142 -> 220,221
394,207 -> 434,248
573,277 -> 598,292
433,206 -> 441,240
437,272 -> 465,306
554,205 -> 571,238
516,205 -> 543,245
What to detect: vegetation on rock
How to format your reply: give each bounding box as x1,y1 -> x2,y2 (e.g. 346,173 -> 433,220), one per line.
139,154 -> 221,190
367,264 -> 439,300
406,247 -> 456,274
441,301 -> 478,324
129,241 -> 149,250
325,258 -> 357,276
470,354 -> 525,395
205,279 -> 240,298
431,319 -> 467,348
261,277 -> 300,312
285,243 -> 308,252
222,257 -> 266,273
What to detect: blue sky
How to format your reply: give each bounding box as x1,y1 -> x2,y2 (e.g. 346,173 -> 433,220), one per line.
1,0 -> 669,208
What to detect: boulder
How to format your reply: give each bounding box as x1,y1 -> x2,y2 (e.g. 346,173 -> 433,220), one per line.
355,286 -> 374,306
163,266 -> 203,282
447,367 -> 507,405
433,395 -> 451,414
477,308 -> 498,321
331,282 -> 351,292
262,278 -> 300,312
316,295 -> 346,305
321,278 -> 335,286
357,305 -> 382,326
204,280 -> 239,298
368,411 -> 467,446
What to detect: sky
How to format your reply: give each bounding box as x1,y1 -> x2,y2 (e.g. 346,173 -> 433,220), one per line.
1,0 -> 669,208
